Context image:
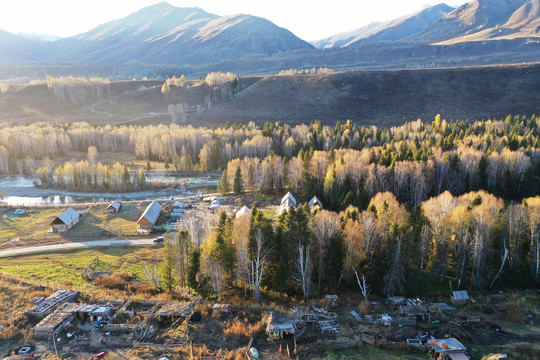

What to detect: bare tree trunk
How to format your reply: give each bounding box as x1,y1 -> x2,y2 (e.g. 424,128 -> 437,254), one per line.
354,268 -> 370,301
490,241 -> 509,288
143,262 -> 162,291
293,244 -> 312,299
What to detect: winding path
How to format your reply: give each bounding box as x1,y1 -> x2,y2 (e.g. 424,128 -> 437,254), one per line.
0,238 -> 156,258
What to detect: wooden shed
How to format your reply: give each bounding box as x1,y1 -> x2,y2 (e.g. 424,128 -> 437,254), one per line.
324,295 -> 338,307
451,290 -> 470,305
428,338 -> 468,360
106,201 -> 122,214
266,311 -> 295,339
136,201 -> 162,234
50,208 -> 80,233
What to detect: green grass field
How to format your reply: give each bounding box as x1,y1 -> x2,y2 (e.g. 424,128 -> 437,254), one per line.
0,246 -> 162,288
0,207 -> 59,238
0,204 -> 142,244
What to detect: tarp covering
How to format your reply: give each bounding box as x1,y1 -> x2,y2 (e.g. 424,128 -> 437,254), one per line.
448,352 -> 469,360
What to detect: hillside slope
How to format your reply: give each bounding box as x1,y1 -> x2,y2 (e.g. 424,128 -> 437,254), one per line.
0,30 -> 47,63
194,63 -> 540,126
0,65 -> 538,127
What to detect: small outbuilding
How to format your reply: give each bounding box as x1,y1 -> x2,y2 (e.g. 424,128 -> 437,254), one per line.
428,338 -> 468,360
171,208 -> 186,220
50,207 -> 80,233
235,205 -> 251,219
266,311 -> 295,339
324,295 -> 338,308
451,290 -> 470,305
33,307 -> 74,340
106,201 -> 122,214
308,196 -> 323,211
74,304 -> 113,322
174,201 -> 188,209
136,201 -> 162,234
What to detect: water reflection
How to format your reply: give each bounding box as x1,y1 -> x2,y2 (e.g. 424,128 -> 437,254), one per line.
0,175 -> 218,206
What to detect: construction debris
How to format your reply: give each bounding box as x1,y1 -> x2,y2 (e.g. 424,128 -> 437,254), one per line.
25,289 -> 80,318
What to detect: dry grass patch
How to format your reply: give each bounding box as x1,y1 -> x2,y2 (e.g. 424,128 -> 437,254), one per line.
499,293 -> 527,323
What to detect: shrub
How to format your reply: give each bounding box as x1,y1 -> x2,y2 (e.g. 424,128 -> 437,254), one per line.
94,271 -> 133,291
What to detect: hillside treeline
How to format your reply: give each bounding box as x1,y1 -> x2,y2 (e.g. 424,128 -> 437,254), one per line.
172,191 -> 540,300
218,115 -> 540,205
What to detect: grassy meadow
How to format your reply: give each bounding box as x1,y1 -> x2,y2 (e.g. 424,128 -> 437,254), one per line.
0,246 -> 162,289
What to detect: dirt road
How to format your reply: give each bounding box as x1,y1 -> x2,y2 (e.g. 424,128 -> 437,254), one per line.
0,238 -> 156,258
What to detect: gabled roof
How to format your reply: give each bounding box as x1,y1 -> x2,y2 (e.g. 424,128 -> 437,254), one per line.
50,207 -> 80,226
137,201 -> 162,225
106,201 -> 122,211
235,205 -> 251,218
308,196 -> 323,208
281,192 -> 297,206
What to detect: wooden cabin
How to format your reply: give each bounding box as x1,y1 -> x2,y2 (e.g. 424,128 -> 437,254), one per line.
49,208 -> 80,233
309,196 -> 323,211
279,192 -> 297,214
136,201 -> 162,234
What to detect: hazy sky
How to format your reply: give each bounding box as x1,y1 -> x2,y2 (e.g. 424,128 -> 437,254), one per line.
0,0 -> 467,41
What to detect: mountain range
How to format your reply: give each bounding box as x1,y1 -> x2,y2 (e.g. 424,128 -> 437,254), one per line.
314,0 -> 539,48
0,0 -> 538,67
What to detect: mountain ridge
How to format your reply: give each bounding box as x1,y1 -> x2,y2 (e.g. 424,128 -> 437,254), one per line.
313,3 -> 454,49
0,2 -> 314,66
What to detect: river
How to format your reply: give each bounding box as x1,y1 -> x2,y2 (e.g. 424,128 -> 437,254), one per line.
0,174 -> 218,206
